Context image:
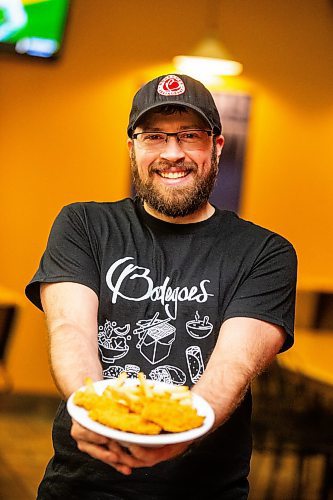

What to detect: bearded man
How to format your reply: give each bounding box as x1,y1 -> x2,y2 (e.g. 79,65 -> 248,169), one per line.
26,74 -> 297,500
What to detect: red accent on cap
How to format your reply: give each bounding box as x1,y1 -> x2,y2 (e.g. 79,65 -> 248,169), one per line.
157,75 -> 185,96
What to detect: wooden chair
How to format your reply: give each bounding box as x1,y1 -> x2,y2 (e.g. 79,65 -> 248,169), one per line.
0,305 -> 17,392
252,361 -> 333,499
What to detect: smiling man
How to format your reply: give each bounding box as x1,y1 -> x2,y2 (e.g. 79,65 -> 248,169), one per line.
26,74 -> 297,500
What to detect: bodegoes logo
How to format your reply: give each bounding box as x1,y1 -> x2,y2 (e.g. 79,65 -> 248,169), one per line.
106,257 -> 213,320
157,75 -> 186,96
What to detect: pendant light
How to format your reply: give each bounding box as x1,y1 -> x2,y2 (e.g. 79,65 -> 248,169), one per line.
173,1 -> 243,79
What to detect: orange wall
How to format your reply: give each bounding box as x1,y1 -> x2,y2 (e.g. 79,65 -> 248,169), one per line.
1,0 -> 333,393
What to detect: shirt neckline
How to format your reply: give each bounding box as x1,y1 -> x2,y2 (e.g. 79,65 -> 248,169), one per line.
135,198 -> 225,235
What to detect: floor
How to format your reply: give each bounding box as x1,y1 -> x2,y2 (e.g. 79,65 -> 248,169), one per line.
249,451 -> 330,500
0,388 -> 333,500
0,393 -> 57,500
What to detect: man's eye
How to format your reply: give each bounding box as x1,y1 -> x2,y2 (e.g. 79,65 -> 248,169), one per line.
180,132 -> 200,140
143,134 -> 165,142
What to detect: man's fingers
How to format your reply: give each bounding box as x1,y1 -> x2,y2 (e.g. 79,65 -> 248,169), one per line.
71,420 -> 108,445
112,463 -> 132,475
127,444 -> 167,466
76,440 -> 132,475
127,442 -> 190,467
71,420 -> 133,474
77,440 -> 116,463
107,441 -> 146,468
71,420 -> 139,474
71,420 -> 169,471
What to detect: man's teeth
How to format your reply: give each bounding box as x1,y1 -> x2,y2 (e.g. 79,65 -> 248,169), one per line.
159,171 -> 188,179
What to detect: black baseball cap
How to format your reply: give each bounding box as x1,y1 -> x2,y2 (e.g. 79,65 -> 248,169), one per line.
127,74 -> 222,137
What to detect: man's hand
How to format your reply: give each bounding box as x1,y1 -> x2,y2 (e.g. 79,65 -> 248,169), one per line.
71,420 -> 191,475
126,440 -> 192,468
71,420 -> 144,475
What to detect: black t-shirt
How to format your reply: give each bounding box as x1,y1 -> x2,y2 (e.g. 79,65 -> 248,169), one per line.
25,198 -> 297,500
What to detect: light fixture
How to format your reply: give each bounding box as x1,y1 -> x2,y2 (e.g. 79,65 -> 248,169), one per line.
174,35 -> 243,79
173,0 -> 243,81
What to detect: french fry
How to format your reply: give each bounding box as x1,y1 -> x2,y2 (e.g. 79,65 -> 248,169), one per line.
113,371 -> 128,387
138,372 -> 154,398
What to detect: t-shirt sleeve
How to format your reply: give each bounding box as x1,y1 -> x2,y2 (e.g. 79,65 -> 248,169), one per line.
223,235 -> 297,352
25,204 -> 100,311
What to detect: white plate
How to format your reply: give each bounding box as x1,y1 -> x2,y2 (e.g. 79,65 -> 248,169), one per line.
67,379 -> 215,447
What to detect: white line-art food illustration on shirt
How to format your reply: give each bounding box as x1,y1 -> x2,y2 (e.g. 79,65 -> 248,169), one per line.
134,312 -> 176,365
149,365 -> 186,385
106,257 -> 214,320
186,311 -> 213,339
103,365 -> 124,378
186,345 -> 204,383
98,320 -> 131,363
103,364 -> 140,379
124,364 -> 141,378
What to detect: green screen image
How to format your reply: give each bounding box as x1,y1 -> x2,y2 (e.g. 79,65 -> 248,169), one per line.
0,0 -> 69,58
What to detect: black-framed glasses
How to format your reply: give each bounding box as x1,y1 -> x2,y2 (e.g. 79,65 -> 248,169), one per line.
132,129 -> 213,151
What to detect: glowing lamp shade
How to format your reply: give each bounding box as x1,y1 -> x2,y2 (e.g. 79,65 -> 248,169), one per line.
174,55 -> 243,77
173,36 -> 243,78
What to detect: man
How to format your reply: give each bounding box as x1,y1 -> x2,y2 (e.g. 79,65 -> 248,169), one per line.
26,74 -> 297,499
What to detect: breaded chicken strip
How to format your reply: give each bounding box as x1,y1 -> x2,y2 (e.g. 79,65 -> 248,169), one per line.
74,389 -> 129,414
73,390 -> 101,411
141,399 -> 204,432
89,408 -> 161,435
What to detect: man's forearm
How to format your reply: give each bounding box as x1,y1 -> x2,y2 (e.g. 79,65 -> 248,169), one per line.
49,323 -> 103,400
191,317 -> 286,427
41,282 -> 101,400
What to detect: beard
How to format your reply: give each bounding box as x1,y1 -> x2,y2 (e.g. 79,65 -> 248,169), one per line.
131,144 -> 219,218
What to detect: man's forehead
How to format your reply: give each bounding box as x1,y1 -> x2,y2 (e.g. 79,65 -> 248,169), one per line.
137,108 -> 209,130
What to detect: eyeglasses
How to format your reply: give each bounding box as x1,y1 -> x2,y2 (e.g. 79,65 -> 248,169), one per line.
132,129 -> 213,151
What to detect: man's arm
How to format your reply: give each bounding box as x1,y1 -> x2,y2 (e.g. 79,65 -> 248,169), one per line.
41,283 -> 286,474
41,281 -> 146,475
41,282 -> 102,399
125,316 -> 286,467
191,316 -> 286,427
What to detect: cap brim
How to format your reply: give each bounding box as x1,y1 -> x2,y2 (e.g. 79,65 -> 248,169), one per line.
128,102 -> 220,137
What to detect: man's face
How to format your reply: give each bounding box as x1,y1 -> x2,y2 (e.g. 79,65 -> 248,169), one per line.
128,109 -> 224,218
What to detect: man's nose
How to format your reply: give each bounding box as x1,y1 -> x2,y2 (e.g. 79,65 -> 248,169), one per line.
159,137 -> 186,162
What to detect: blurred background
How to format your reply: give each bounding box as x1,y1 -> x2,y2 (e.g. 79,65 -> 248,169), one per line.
1,0 -> 333,499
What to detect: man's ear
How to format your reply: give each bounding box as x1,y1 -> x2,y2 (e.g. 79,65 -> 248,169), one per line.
127,138 -> 133,156
215,135 -> 225,161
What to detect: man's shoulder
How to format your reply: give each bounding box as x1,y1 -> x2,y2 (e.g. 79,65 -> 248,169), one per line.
51,199 -> 139,234
64,198 -> 134,212
60,198 -> 136,219
219,210 -> 295,252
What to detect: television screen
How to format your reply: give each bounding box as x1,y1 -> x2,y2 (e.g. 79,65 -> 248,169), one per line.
0,0 -> 70,59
